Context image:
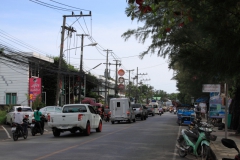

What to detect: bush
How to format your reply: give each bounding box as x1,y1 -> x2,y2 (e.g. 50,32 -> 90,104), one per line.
0,110 -> 6,124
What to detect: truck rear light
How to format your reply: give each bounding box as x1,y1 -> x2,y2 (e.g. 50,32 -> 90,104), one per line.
47,115 -> 50,122
78,114 -> 83,121
126,111 -> 130,116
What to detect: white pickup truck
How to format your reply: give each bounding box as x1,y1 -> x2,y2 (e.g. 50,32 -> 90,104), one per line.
48,104 -> 102,137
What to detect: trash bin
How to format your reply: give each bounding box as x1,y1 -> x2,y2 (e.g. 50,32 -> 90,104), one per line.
228,114 -> 232,128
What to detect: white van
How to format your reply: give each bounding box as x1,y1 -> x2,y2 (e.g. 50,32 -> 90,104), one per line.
110,98 -> 136,124
149,102 -> 159,115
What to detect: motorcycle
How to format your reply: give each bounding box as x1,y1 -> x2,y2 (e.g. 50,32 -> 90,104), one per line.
30,119 -> 43,136
103,109 -> 111,122
176,126 -> 217,160
174,109 -> 177,114
221,138 -> 240,160
11,118 -> 28,141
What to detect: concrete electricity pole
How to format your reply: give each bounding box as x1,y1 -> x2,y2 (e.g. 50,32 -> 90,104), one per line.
77,34 -> 89,103
108,60 -> 121,97
103,49 -> 112,106
126,69 -> 134,98
55,12 -> 91,106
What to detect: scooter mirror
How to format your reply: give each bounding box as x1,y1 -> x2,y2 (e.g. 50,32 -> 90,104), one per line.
221,138 -> 240,153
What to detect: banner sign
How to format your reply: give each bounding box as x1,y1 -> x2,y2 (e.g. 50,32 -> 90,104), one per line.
202,84 -> 220,92
29,78 -> 42,101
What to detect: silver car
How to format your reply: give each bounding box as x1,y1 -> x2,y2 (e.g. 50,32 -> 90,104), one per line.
131,104 -> 147,120
39,106 -> 62,118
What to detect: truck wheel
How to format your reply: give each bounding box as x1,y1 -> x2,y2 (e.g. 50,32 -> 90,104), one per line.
133,118 -> 136,122
96,121 -> 102,132
141,115 -> 143,120
53,129 -> 60,137
144,115 -> 146,120
111,121 -> 114,124
84,122 -> 91,136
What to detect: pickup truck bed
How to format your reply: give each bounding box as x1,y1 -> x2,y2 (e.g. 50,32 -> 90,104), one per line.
48,104 -> 102,137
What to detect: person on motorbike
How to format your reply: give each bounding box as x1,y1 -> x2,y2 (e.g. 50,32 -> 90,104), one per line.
33,107 -> 43,133
14,107 -> 28,135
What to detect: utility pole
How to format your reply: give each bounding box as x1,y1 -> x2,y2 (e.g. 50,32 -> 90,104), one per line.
77,34 -> 89,103
126,69 -> 134,98
103,49 -> 112,106
134,67 -> 147,103
108,60 -> 121,97
55,12 -> 91,106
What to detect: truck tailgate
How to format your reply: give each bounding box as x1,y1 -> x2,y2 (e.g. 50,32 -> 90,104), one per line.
48,113 -> 86,128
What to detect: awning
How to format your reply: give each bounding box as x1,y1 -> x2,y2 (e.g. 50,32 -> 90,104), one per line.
195,97 -> 209,103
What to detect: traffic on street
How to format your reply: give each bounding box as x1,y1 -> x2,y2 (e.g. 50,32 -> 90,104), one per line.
0,112 -> 196,160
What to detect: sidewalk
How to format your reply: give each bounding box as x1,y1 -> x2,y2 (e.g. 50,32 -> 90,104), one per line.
210,128 -> 240,159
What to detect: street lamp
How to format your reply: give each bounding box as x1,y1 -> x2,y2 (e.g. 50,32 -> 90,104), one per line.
63,43 -> 98,54
84,63 -> 102,97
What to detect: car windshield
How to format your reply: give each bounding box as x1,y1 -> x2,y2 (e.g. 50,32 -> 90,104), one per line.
22,108 -> 33,112
153,105 -> 158,108
63,105 -> 87,113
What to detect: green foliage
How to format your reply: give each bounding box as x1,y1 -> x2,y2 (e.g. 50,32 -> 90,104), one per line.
0,110 -> 6,124
32,95 -> 45,110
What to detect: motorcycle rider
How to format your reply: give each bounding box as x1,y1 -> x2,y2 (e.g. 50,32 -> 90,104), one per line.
14,107 -> 28,135
33,107 -> 43,133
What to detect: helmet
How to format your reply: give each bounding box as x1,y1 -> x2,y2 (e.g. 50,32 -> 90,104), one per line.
17,107 -> 22,111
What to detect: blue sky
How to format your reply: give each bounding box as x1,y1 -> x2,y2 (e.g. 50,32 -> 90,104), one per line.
0,0 -> 178,93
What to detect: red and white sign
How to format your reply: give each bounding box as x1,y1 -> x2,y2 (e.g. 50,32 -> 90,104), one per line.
118,69 -> 125,76
29,78 -> 42,101
118,77 -> 124,83
118,84 -> 125,90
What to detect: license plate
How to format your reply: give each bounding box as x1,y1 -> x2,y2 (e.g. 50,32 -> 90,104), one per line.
11,127 -> 16,132
31,124 -> 35,127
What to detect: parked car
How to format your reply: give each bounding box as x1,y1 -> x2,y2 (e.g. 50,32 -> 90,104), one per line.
131,103 -> 147,120
110,98 -> 136,124
146,105 -> 155,116
39,106 -> 62,117
6,106 -> 34,126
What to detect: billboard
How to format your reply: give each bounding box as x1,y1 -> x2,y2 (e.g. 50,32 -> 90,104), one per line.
202,84 -> 220,92
29,78 -> 42,101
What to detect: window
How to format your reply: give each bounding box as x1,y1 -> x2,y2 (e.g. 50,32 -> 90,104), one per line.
6,93 -> 17,105
63,105 -> 87,113
117,102 -> 120,107
88,106 -> 97,114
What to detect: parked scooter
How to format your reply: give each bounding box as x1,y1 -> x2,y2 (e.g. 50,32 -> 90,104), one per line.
30,119 -> 43,136
176,125 -> 217,160
221,138 -> 240,160
11,118 -> 28,141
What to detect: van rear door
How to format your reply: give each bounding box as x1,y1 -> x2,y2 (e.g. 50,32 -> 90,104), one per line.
112,100 -> 126,117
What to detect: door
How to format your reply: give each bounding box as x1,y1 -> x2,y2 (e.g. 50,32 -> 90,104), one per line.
88,106 -> 98,128
114,101 -> 125,117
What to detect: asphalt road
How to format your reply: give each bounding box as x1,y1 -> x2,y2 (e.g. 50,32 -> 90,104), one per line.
0,112 -> 197,160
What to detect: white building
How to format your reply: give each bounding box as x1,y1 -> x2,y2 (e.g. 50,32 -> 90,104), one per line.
0,51 -> 53,106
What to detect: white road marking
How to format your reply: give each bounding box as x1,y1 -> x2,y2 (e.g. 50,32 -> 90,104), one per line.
1,126 -> 11,139
172,125 -> 182,160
